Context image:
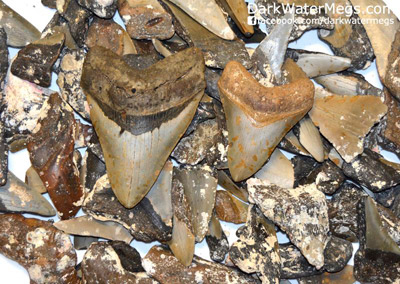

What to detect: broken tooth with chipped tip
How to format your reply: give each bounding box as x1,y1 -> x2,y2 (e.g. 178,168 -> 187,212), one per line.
81,46 -> 205,208
216,0 -> 254,36
218,59 -> 314,181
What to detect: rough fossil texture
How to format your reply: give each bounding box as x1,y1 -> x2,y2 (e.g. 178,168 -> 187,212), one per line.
215,190 -> 248,224
205,213 -> 229,263
77,0 -> 118,18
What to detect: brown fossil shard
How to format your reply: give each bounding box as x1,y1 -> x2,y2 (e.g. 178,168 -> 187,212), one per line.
216,0 -> 254,36
385,29 -> 400,101
54,215 -> 133,243
81,46 -> 205,208
218,59 -> 314,181
118,0 -> 174,40
41,12 -> 78,50
27,93 -> 84,220
298,265 -> 355,284
10,33 -> 65,87
164,0 -> 251,69
41,0 -> 57,9
0,171 -> 55,216
383,90 -> 400,147
248,178 -> 329,269
77,0 -> 118,18
142,246 -> 258,283
215,190 -> 248,224
0,214 -> 78,284
0,1 -> 41,47
309,95 -> 387,163
206,213 -> 229,262
86,17 -> 137,56
82,241 -> 156,284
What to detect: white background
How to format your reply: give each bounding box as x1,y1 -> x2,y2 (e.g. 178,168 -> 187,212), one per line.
1,0 -> 400,283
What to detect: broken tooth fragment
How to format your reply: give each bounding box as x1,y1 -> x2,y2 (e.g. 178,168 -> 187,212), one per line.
81,46 -> 205,208
218,59 -> 314,181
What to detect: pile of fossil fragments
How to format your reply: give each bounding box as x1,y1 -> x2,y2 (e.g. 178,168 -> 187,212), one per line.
0,0 -> 400,283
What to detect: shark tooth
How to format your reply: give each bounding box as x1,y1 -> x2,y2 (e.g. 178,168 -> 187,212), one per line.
118,0 -> 174,40
86,17 -> 137,56
183,94 -> 216,136
83,174 -> 172,243
0,171 -> 55,216
297,265 -> 355,284
217,170 -> 248,202
294,117 -> 325,162
0,1 -> 41,47
309,95 -> 387,163
349,0 -> 400,81
122,53 -> 161,70
54,215 -> 133,243
74,236 -> 98,250
0,214 -> 78,283
10,33 -> 65,87
57,48 -> 90,120
343,149 -> 400,192
230,205 -> 281,283
0,27 -> 8,87
77,0 -> 117,18
82,241 -> 156,284
318,0 -> 374,70
81,46 -> 205,208
218,59 -> 314,181
385,29 -> 400,100
248,178 -> 329,269
287,49 -> 351,78
205,68 -> 222,101
152,38 -> 173,57
164,0 -> 251,69
27,93 -> 84,220
25,167 -> 47,194
215,190 -> 248,224
383,90 -> 400,149
142,245 -> 259,283
41,12 -> 78,50
291,155 -> 320,187
168,0 -> 235,40
205,212 -> 229,262
279,130 -> 311,156
216,0 -> 254,36
255,148 -> 294,189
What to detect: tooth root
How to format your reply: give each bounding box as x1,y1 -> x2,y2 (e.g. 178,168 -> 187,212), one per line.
218,59 -> 314,181
81,47 -> 205,208
216,0 -> 254,36
168,0 -> 235,40
298,117 -> 325,162
309,95 -> 388,163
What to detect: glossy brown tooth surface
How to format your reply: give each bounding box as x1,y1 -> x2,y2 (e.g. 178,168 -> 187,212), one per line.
82,241 -> 156,284
248,178 -> 329,269
216,0 -> 254,36
218,59 -> 314,181
309,95 -> 387,163
142,245 -> 259,283
10,33 -> 65,87
86,17 -> 137,56
81,46 -> 205,208
0,1 -> 41,47
77,0 -> 117,18
164,0 -> 251,69
118,0 -> 174,40
0,214 -> 78,284
27,93 -> 84,220
215,190 -> 248,224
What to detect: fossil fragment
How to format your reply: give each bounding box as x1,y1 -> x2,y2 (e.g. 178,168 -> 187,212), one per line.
0,214 -> 78,283
25,167 -> 47,194
230,205 -> 281,283
0,1 -> 41,47
297,266 -> 355,284
385,29 -> 400,100
118,0 -> 174,40
205,68 -> 222,101
217,170 -> 248,202
183,94 -> 216,136
54,215 -> 133,243
82,241 -> 156,284
81,46 -> 205,208
279,130 -> 311,156
248,178 -> 329,269
74,236 -> 98,250
206,213 -> 229,262
80,150 -> 106,194
0,171 -> 55,216
218,59 -> 314,181
215,190 -> 248,224
142,245 -> 258,283
216,0 -> 254,36
309,95 -> 387,163
28,93 -> 84,220
41,0 -> 57,9
342,149 -> 400,192
77,0 -> 117,18
291,155 -> 319,187
0,28 -> 8,186
41,12 -> 78,50
295,117 -> 325,162
0,28 -> 8,87
10,33 -> 65,87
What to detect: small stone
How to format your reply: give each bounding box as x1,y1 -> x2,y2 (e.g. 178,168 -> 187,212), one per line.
41,12 -> 78,50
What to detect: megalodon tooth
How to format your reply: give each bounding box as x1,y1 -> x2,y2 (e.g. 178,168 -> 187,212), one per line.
218,59 -> 314,181
81,46 -> 205,208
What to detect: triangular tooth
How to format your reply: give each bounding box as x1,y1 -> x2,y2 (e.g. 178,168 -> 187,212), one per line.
25,166 -> 47,194
152,38 -> 174,57
215,190 -> 248,224
247,178 -> 329,269
287,49 -> 351,78
217,170 -> 248,202
0,1 -> 41,47
297,117 -> 325,162
205,212 -> 229,262
218,59 -> 314,181
279,130 -> 311,157
0,171 -> 56,216
168,0 -> 235,40
309,95 -> 388,163
255,148 -> 294,188
216,0 -> 254,36
54,215 -> 133,243
41,13 -> 78,50
81,46 -> 205,208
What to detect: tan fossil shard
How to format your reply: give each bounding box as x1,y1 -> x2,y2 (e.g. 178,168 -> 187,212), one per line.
280,130 -> 311,156
81,46 -> 205,208
25,166 -> 47,194
298,117 -> 325,162
215,190 -> 248,224
309,95 -> 388,163
169,0 -> 235,40
216,0 -> 254,36
217,170 -> 248,202
218,59 -> 314,181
